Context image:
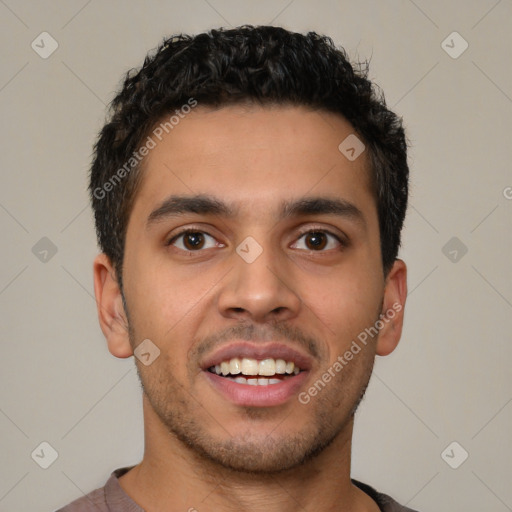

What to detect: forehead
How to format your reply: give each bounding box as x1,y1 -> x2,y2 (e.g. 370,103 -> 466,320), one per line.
129,104 -> 374,223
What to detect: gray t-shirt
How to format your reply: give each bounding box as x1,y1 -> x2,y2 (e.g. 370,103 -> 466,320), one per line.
56,466 -> 419,512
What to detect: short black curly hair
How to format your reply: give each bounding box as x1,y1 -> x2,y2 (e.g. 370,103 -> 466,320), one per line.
90,25 -> 408,286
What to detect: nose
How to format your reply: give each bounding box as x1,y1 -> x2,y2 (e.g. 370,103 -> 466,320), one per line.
217,238 -> 302,324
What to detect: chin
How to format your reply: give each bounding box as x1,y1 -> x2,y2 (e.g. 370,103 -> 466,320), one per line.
168,411 -> 343,475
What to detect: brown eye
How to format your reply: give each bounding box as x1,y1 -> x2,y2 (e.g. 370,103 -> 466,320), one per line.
292,230 -> 342,251
169,230 -> 219,251
304,232 -> 328,250
182,232 -> 205,250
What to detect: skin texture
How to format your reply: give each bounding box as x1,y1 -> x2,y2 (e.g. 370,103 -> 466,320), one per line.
93,104 -> 407,512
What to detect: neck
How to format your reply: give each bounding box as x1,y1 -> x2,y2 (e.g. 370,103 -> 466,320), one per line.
118,395 -> 379,512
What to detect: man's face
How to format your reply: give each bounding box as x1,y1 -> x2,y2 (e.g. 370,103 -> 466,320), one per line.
119,104 -> 394,473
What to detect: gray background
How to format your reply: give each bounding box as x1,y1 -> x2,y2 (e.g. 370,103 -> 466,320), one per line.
1,1 -> 511,511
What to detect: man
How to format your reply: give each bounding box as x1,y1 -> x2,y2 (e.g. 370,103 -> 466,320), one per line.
58,25 -> 414,511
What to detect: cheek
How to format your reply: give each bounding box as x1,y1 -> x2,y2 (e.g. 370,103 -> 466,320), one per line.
123,256 -> 221,372
307,268 -> 382,328
125,252 -> 202,329
300,276 -> 382,374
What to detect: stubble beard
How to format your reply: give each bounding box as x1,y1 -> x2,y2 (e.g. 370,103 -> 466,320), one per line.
133,335 -> 376,475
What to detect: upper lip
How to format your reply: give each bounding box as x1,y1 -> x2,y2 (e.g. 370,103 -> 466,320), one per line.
200,342 -> 313,371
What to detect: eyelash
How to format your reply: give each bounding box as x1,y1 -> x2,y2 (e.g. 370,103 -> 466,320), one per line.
166,226 -> 346,252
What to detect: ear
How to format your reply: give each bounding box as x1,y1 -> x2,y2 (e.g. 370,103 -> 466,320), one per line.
376,259 -> 407,356
93,253 -> 133,358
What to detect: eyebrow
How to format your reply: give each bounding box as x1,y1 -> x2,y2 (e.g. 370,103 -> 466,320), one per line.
146,194 -> 366,228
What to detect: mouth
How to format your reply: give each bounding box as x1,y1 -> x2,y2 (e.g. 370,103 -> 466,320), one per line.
208,357 -> 301,386
201,343 -> 311,407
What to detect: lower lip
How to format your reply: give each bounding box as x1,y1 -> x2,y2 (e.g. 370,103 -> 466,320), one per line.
203,371 -> 308,407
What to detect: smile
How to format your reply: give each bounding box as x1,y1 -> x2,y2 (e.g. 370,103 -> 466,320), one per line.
201,342 -> 312,407
208,357 -> 301,386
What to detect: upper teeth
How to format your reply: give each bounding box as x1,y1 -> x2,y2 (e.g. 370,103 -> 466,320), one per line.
212,358 -> 300,376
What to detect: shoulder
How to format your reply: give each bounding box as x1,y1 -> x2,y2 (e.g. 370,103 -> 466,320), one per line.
55,466 -> 137,512
55,486 -> 107,511
352,479 -> 421,512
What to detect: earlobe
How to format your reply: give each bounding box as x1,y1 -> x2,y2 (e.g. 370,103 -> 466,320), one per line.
93,254 -> 133,358
376,259 -> 407,356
